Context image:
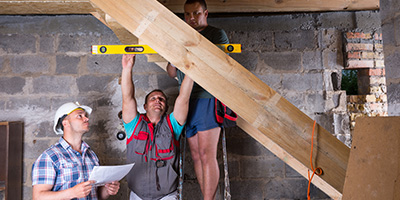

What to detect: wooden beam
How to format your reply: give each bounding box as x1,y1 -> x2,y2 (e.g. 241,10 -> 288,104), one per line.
90,0 -> 350,197
161,0 -> 379,13
0,0 -> 379,15
0,0 -> 95,15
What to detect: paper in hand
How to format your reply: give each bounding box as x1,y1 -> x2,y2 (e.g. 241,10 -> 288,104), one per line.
89,163 -> 135,186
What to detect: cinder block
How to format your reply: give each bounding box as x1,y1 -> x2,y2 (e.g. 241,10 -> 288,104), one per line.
0,56 -> 4,71
5,97 -> 51,111
319,11 -> 356,29
226,135 -> 274,157
265,178 -> 308,199
275,30 -> 317,50
57,33 -> 100,53
31,121 -> 55,138
0,77 -> 25,94
230,179 -> 264,200
76,75 -> 113,93
40,34 -> 55,54
322,49 -> 343,71
0,34 -> 36,54
155,74 -> 179,91
385,51 -> 400,79
56,55 -> 79,74
256,73 -> 282,91
260,52 -> 301,72
282,73 -> 323,91
228,30 -> 273,51
33,75 -> 75,94
25,139 -> 56,159
303,51 -> 323,70
87,54 -> 121,74
321,29 -> 342,50
240,158 -> 285,178
333,113 -> 351,137
285,164 -> 302,178
10,55 -> 51,74
382,22 -> 396,47
231,51 -> 258,71
305,92 -> 325,113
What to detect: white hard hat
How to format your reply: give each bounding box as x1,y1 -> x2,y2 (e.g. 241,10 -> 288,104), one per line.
53,102 -> 92,135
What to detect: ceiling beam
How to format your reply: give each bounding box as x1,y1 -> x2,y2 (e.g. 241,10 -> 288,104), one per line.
0,0 -> 379,15
89,0 -> 350,198
163,0 -> 379,13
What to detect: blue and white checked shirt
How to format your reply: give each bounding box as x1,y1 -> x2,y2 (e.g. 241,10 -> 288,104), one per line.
32,137 -> 100,200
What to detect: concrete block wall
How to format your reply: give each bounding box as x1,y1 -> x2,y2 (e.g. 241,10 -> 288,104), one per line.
0,9 -> 381,200
380,0 -> 400,116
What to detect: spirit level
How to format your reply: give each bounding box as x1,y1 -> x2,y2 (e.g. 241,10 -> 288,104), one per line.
91,44 -> 241,55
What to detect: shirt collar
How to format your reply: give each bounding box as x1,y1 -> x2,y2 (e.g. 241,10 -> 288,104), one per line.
59,137 -> 91,152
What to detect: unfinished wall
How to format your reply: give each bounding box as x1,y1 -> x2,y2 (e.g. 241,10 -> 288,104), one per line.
0,9 -> 381,200
380,0 -> 400,116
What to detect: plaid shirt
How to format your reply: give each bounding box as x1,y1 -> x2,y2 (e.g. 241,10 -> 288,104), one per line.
32,137 -> 100,200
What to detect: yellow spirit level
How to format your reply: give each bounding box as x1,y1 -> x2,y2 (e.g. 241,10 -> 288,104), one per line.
216,44 -> 241,53
91,45 -> 158,55
91,44 -> 241,55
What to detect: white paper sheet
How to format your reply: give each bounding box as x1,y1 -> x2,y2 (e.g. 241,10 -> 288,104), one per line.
89,163 -> 135,186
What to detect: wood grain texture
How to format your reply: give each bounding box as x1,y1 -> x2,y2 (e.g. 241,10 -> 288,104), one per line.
343,117 -> 400,200
0,0 -> 379,15
89,0 -> 350,196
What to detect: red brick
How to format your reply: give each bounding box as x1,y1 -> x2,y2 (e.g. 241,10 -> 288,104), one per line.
346,60 -> 374,69
347,52 -> 361,59
374,33 -> 383,41
368,68 -> 385,76
375,43 -> 383,51
346,32 -> 372,39
346,43 -> 374,51
361,52 -> 375,59
374,52 -> 384,59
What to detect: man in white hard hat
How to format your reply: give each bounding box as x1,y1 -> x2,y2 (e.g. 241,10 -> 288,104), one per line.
31,102 -> 120,200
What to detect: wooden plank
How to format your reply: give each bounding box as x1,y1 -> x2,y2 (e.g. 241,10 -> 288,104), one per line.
90,0 -> 350,196
161,0 -> 379,13
0,0 -> 379,15
342,117 -> 400,200
0,0 -> 95,15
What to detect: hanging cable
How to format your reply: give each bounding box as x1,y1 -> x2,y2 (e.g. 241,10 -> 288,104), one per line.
307,120 -> 323,200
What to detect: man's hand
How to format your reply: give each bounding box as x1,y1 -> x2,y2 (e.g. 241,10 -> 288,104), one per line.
71,180 -> 96,199
98,181 -> 120,199
122,54 -> 136,70
104,181 -> 120,196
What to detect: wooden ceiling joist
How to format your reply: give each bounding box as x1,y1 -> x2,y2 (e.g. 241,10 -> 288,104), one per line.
89,0 -> 350,199
162,0 -> 379,13
0,0 -> 379,15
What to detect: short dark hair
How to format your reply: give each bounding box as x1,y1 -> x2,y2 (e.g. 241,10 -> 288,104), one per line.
185,0 -> 207,10
145,89 -> 169,112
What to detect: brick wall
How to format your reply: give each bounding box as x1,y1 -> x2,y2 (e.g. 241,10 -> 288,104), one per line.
344,32 -> 388,131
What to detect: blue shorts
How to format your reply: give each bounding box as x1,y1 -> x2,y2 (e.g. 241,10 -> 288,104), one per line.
185,98 -> 221,138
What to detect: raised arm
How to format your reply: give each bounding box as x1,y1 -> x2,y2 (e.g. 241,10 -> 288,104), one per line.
166,62 -> 177,78
173,74 -> 194,125
121,54 -> 138,124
